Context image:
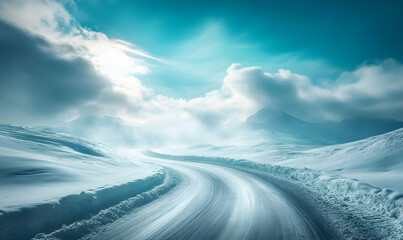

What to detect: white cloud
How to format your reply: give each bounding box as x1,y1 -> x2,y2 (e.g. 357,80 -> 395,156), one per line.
1,0 -> 403,146
0,0 -> 156,81
219,60 -> 403,122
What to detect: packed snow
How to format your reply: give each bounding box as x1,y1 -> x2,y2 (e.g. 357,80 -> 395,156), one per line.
1,124 -> 402,239
145,149 -> 403,239
0,125 -> 165,239
146,128 -> 403,239
278,128 -> 403,192
160,128 -> 403,193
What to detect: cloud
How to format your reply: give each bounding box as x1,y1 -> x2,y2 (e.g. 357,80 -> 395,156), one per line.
0,0 -> 157,81
1,0 -> 402,147
0,20 -> 108,124
0,0 -> 162,125
220,60 -> 403,122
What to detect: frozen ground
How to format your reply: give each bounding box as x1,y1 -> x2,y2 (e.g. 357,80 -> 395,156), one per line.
144,129 -> 403,239
83,159 -> 340,240
278,128 -> 403,193
145,149 -> 403,239
0,125 -> 164,239
161,128 -> 403,193
1,125 -> 402,239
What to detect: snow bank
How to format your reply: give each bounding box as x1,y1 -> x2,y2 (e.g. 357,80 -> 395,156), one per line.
0,125 -> 170,239
146,151 -> 403,239
33,172 -> 178,240
276,128 -> 403,192
0,170 -> 168,240
161,128 -> 403,192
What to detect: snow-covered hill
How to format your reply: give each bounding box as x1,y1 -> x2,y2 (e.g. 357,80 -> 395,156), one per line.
0,125 -> 168,239
164,128 -> 403,193
279,127 -> 403,192
247,108 -> 403,144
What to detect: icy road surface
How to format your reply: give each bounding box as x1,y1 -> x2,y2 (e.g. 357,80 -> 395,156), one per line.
3,125 -> 401,239
90,158 -> 339,240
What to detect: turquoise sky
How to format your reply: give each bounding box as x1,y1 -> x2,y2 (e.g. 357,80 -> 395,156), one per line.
68,0 -> 403,98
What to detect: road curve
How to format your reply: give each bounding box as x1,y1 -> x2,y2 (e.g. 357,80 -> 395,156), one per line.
90,158 -> 339,240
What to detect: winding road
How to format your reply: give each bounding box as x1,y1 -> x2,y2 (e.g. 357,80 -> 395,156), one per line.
91,157 -> 339,240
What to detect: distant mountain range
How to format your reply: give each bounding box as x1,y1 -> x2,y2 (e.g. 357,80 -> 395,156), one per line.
246,108 -> 403,144
37,110 -> 403,146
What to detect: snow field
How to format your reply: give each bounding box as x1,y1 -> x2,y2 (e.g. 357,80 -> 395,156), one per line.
0,125 -> 172,239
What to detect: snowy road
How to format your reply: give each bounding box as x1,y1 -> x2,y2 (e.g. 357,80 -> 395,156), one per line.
2,126 -> 401,240
91,158 -> 339,240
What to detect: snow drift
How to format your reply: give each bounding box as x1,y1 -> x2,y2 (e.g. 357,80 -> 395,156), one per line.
0,125 -> 169,239
164,128 -> 403,193
278,127 -> 403,192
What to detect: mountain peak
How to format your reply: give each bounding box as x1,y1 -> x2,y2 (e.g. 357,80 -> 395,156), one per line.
247,108 -> 304,125
246,108 -> 403,144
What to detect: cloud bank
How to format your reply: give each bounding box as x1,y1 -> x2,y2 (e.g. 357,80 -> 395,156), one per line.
0,0 -> 403,146
223,60 -> 403,122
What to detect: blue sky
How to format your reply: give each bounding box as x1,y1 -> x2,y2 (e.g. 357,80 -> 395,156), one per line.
68,0 -> 403,98
1,0 -> 403,140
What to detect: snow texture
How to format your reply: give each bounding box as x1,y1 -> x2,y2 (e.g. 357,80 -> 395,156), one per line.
146,145 -> 403,239
0,125 -> 166,239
